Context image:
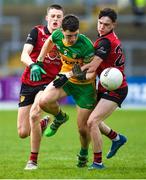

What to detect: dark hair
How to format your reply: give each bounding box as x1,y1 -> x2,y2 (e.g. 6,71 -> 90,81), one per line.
62,14 -> 79,32
47,4 -> 64,13
98,8 -> 117,22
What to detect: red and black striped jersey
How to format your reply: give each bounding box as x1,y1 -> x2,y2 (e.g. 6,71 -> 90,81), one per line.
21,25 -> 62,86
94,31 -> 127,91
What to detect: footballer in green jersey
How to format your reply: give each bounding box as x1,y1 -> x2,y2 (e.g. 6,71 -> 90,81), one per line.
37,15 -> 97,142
51,28 -> 95,84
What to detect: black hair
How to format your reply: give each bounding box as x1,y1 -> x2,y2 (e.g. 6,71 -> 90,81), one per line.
99,8 -> 117,22
47,4 -> 64,13
62,14 -> 79,32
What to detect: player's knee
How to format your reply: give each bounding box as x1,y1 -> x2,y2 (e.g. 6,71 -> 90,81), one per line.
39,97 -> 54,112
87,115 -> 101,129
39,97 -> 49,111
18,127 -> 30,138
30,112 -> 40,122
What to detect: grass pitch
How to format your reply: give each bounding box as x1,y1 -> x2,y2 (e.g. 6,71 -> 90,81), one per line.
0,106 -> 146,179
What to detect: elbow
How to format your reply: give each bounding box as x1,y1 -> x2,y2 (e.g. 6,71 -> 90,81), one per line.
20,54 -> 24,63
20,53 -> 28,66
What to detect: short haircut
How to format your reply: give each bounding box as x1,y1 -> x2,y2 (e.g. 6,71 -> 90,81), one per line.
98,8 -> 117,22
47,4 -> 64,14
62,14 -> 79,32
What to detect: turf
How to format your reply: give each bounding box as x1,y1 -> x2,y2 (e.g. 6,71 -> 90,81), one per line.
0,106 -> 146,179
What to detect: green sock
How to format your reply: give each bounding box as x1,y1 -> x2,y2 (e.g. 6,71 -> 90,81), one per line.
55,110 -> 65,121
79,148 -> 88,156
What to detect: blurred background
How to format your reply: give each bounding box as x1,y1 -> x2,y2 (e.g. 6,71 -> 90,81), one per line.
0,0 -> 146,109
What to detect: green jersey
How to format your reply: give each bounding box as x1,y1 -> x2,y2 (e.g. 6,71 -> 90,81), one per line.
52,29 -> 95,84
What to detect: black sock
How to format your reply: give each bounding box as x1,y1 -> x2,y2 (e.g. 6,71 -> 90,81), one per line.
55,110 -> 65,120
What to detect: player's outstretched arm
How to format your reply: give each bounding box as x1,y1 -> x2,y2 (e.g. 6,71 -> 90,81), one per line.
37,36 -> 54,62
46,60 -> 100,90
44,71 -> 72,90
81,56 -> 103,73
21,44 -> 34,66
45,64 -> 97,90
72,64 -> 96,80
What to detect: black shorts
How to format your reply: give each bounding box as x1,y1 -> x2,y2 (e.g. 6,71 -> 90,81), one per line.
97,86 -> 128,107
18,83 -> 48,107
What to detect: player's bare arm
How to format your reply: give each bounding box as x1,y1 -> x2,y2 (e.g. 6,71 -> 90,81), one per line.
21,44 -> 34,66
37,35 -> 54,62
70,56 -> 102,80
49,64 -> 96,89
81,55 -> 103,73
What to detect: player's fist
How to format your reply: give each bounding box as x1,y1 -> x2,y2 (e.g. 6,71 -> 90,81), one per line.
53,74 -> 68,88
72,64 -> 87,80
29,62 -> 46,81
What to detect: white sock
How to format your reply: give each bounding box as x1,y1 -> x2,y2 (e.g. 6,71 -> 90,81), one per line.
94,162 -> 103,165
112,134 -> 120,141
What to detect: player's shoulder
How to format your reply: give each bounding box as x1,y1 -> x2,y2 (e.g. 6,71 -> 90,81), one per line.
34,25 -> 44,30
30,25 -> 45,35
79,34 -> 92,43
79,34 -> 93,46
52,28 -> 63,41
105,31 -> 119,42
98,37 -> 111,47
35,25 -> 44,28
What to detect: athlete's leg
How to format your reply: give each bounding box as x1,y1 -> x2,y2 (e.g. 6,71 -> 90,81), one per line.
87,98 -> 117,169
25,89 -> 51,170
77,106 -> 91,150
30,91 -> 43,154
24,91 -> 44,170
39,85 -> 68,137
39,84 -> 67,115
17,105 -> 31,138
97,87 -> 128,160
76,106 -> 92,167
17,83 -> 34,138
